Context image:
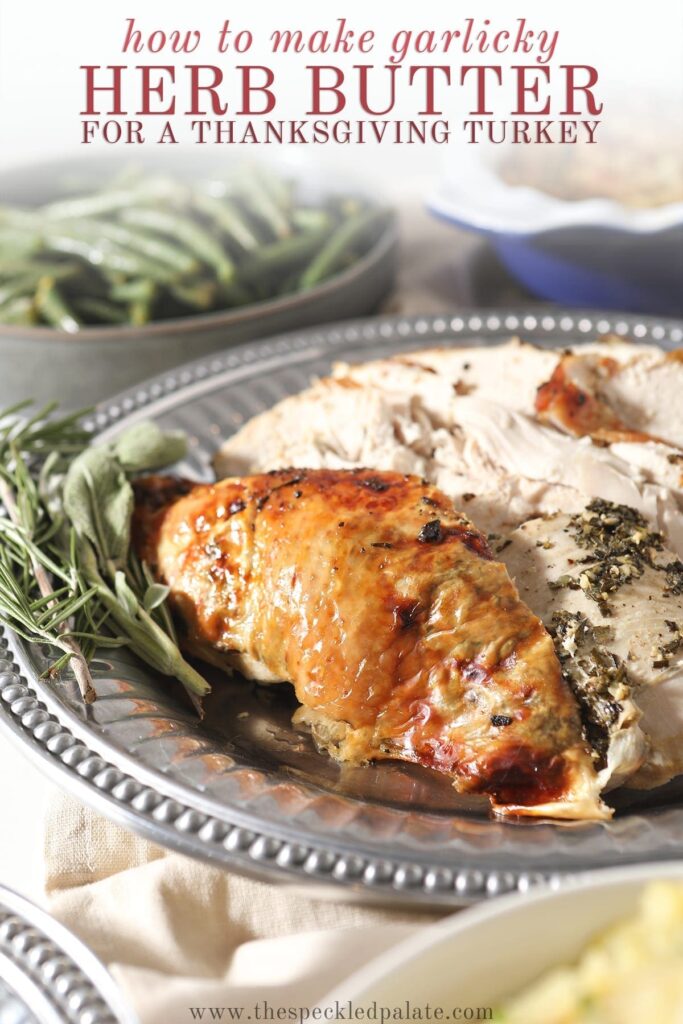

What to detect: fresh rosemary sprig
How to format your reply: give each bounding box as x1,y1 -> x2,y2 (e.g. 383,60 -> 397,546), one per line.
0,402 -> 210,706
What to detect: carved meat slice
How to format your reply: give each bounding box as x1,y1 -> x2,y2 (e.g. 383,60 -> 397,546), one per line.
216,374 -> 683,557
340,337 -> 657,418
503,500 -> 683,791
535,348 -> 683,448
133,468 -> 607,819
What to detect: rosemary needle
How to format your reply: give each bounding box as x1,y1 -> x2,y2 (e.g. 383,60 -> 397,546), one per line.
0,402 -> 211,706
0,470 -> 97,702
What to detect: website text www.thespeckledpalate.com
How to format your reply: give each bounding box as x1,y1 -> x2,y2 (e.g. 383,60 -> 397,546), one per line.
187,1001 -> 493,1022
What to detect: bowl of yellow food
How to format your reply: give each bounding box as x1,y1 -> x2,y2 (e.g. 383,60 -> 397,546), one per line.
322,862 -> 683,1023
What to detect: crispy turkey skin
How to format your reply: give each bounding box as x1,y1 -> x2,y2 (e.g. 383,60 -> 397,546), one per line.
134,468 -> 606,819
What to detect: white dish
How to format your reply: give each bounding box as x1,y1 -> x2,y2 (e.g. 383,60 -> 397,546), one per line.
429,150 -> 683,315
322,861 -> 683,1013
431,149 -> 683,237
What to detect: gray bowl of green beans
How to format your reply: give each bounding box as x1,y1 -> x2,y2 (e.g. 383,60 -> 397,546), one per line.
0,158 -> 397,408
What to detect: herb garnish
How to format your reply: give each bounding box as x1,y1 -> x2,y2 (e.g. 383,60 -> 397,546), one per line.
0,402 -> 209,706
553,499 -> 666,615
418,519 -> 443,544
650,620 -> 683,669
549,610 -> 629,768
665,561 -> 683,596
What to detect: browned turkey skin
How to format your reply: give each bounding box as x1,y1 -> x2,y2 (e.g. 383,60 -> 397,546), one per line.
134,467 -> 607,819
535,352 -> 665,445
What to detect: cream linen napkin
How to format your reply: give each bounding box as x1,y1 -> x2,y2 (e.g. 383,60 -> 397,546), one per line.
44,794 -> 442,1024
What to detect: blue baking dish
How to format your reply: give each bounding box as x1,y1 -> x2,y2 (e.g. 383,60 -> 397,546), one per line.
429,156 -> 683,316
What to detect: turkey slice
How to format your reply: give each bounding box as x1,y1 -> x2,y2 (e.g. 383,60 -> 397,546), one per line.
503,503 -> 683,790
536,347 -> 683,448
216,378 -> 683,556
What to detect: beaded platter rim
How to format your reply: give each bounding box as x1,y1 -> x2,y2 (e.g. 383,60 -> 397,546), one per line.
0,884 -> 135,1024
1,307 -> 683,909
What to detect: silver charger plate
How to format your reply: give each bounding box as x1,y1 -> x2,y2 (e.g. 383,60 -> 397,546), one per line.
2,309 -> 683,909
0,885 -> 135,1024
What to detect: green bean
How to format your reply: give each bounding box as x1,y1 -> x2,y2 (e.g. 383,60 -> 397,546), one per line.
292,207 -> 333,233
0,259 -> 79,282
299,207 -> 388,289
0,166 -> 391,331
166,280 -> 217,311
44,233 -> 177,283
218,280 -> 252,307
236,173 -> 292,240
69,222 -> 188,279
0,228 -> 42,261
42,178 -> 183,221
109,278 -> 155,303
120,207 -> 235,283
191,193 -> 261,251
0,264 -> 79,306
0,275 -> 42,306
0,295 -> 36,325
97,267 -> 127,289
34,278 -> 80,333
126,279 -> 156,326
238,227 -> 328,283
61,218 -> 198,275
130,299 -> 153,326
75,297 -> 129,324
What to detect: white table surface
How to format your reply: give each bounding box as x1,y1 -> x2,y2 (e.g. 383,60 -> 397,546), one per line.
0,739 -> 57,900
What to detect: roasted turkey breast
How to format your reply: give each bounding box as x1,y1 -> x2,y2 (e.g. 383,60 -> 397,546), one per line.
209,336 -> 683,807
503,500 -> 683,792
133,468 -> 606,820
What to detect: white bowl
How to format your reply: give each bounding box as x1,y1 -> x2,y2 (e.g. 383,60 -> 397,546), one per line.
321,862 -> 683,1014
429,149 -> 683,316
431,149 -> 683,237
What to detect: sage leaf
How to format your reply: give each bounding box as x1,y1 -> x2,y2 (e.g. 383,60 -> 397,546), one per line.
143,582 -> 170,612
113,421 -> 187,473
75,535 -> 100,579
0,398 -> 210,703
63,447 -> 133,565
115,571 -> 139,617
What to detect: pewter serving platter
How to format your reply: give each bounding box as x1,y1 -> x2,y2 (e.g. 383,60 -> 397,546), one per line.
0,885 -> 135,1024
2,309 -> 683,909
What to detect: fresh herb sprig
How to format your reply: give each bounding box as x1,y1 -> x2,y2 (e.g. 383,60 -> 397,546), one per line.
0,402 -> 210,706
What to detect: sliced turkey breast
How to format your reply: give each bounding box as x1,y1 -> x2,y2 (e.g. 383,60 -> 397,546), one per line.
536,347 -> 683,448
213,338 -> 683,799
503,501 -> 683,790
216,374 -> 683,557
336,336 -> 659,415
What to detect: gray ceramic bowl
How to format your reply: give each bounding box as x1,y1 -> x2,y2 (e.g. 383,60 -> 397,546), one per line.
0,158 -> 397,409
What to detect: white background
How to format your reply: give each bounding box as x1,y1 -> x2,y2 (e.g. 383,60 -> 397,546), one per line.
1,0 -> 681,190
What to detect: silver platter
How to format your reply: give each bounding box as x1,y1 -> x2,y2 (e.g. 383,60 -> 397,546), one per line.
2,309 -> 683,909
0,885 -> 135,1024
